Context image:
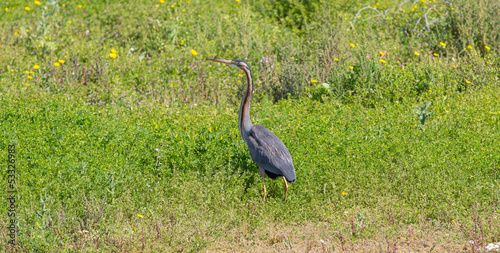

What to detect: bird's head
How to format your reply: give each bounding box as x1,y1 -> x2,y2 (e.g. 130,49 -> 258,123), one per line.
208,59 -> 251,72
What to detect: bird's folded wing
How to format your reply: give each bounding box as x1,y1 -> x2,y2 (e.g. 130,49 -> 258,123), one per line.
248,124 -> 295,182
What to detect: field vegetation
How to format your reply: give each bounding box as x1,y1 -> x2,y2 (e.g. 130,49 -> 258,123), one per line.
1,0 -> 499,251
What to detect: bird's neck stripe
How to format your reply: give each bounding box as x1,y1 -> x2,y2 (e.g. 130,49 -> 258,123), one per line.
242,67 -> 253,91
239,66 -> 253,138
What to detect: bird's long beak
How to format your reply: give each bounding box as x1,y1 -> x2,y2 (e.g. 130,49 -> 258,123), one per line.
208,59 -> 233,65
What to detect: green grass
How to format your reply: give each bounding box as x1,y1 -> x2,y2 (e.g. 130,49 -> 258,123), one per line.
1,0 -> 500,251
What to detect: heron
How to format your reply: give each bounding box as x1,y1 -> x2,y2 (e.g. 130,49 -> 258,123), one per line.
209,59 -> 296,202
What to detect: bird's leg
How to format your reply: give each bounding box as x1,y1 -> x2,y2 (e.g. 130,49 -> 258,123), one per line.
259,166 -> 267,201
263,184 -> 267,201
282,176 -> 289,202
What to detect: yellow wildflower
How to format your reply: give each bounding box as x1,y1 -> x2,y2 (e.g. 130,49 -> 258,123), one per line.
334,58 -> 339,61
110,52 -> 117,59
15,30 -> 19,35
349,66 -> 354,70
25,83 -> 30,86
349,43 -> 355,48
190,49 -> 198,56
342,191 -> 347,196
25,6 -> 31,11
78,5 -> 82,8
440,42 -> 446,47
466,80 -> 471,84
433,53 -> 438,57
34,65 -> 40,69
35,1 -> 41,6
111,48 -> 117,53
54,62 -> 60,67
414,51 -> 419,56
379,51 -> 385,56
467,45 -> 472,50
58,59 -> 65,64
485,45 -> 490,50
311,79 -> 317,83
28,76 -> 33,80
160,0 -> 165,3
137,214 -> 143,218
379,59 -> 386,64
68,21 -> 72,24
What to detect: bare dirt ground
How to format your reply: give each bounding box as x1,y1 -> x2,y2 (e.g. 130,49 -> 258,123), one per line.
205,222 -> 484,252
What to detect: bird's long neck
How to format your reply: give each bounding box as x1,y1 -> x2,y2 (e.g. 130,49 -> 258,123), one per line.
238,66 -> 253,141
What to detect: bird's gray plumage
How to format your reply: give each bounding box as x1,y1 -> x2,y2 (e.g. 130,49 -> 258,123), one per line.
246,124 -> 295,182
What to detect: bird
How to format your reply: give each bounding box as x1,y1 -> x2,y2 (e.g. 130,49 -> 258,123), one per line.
209,59 -> 296,202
